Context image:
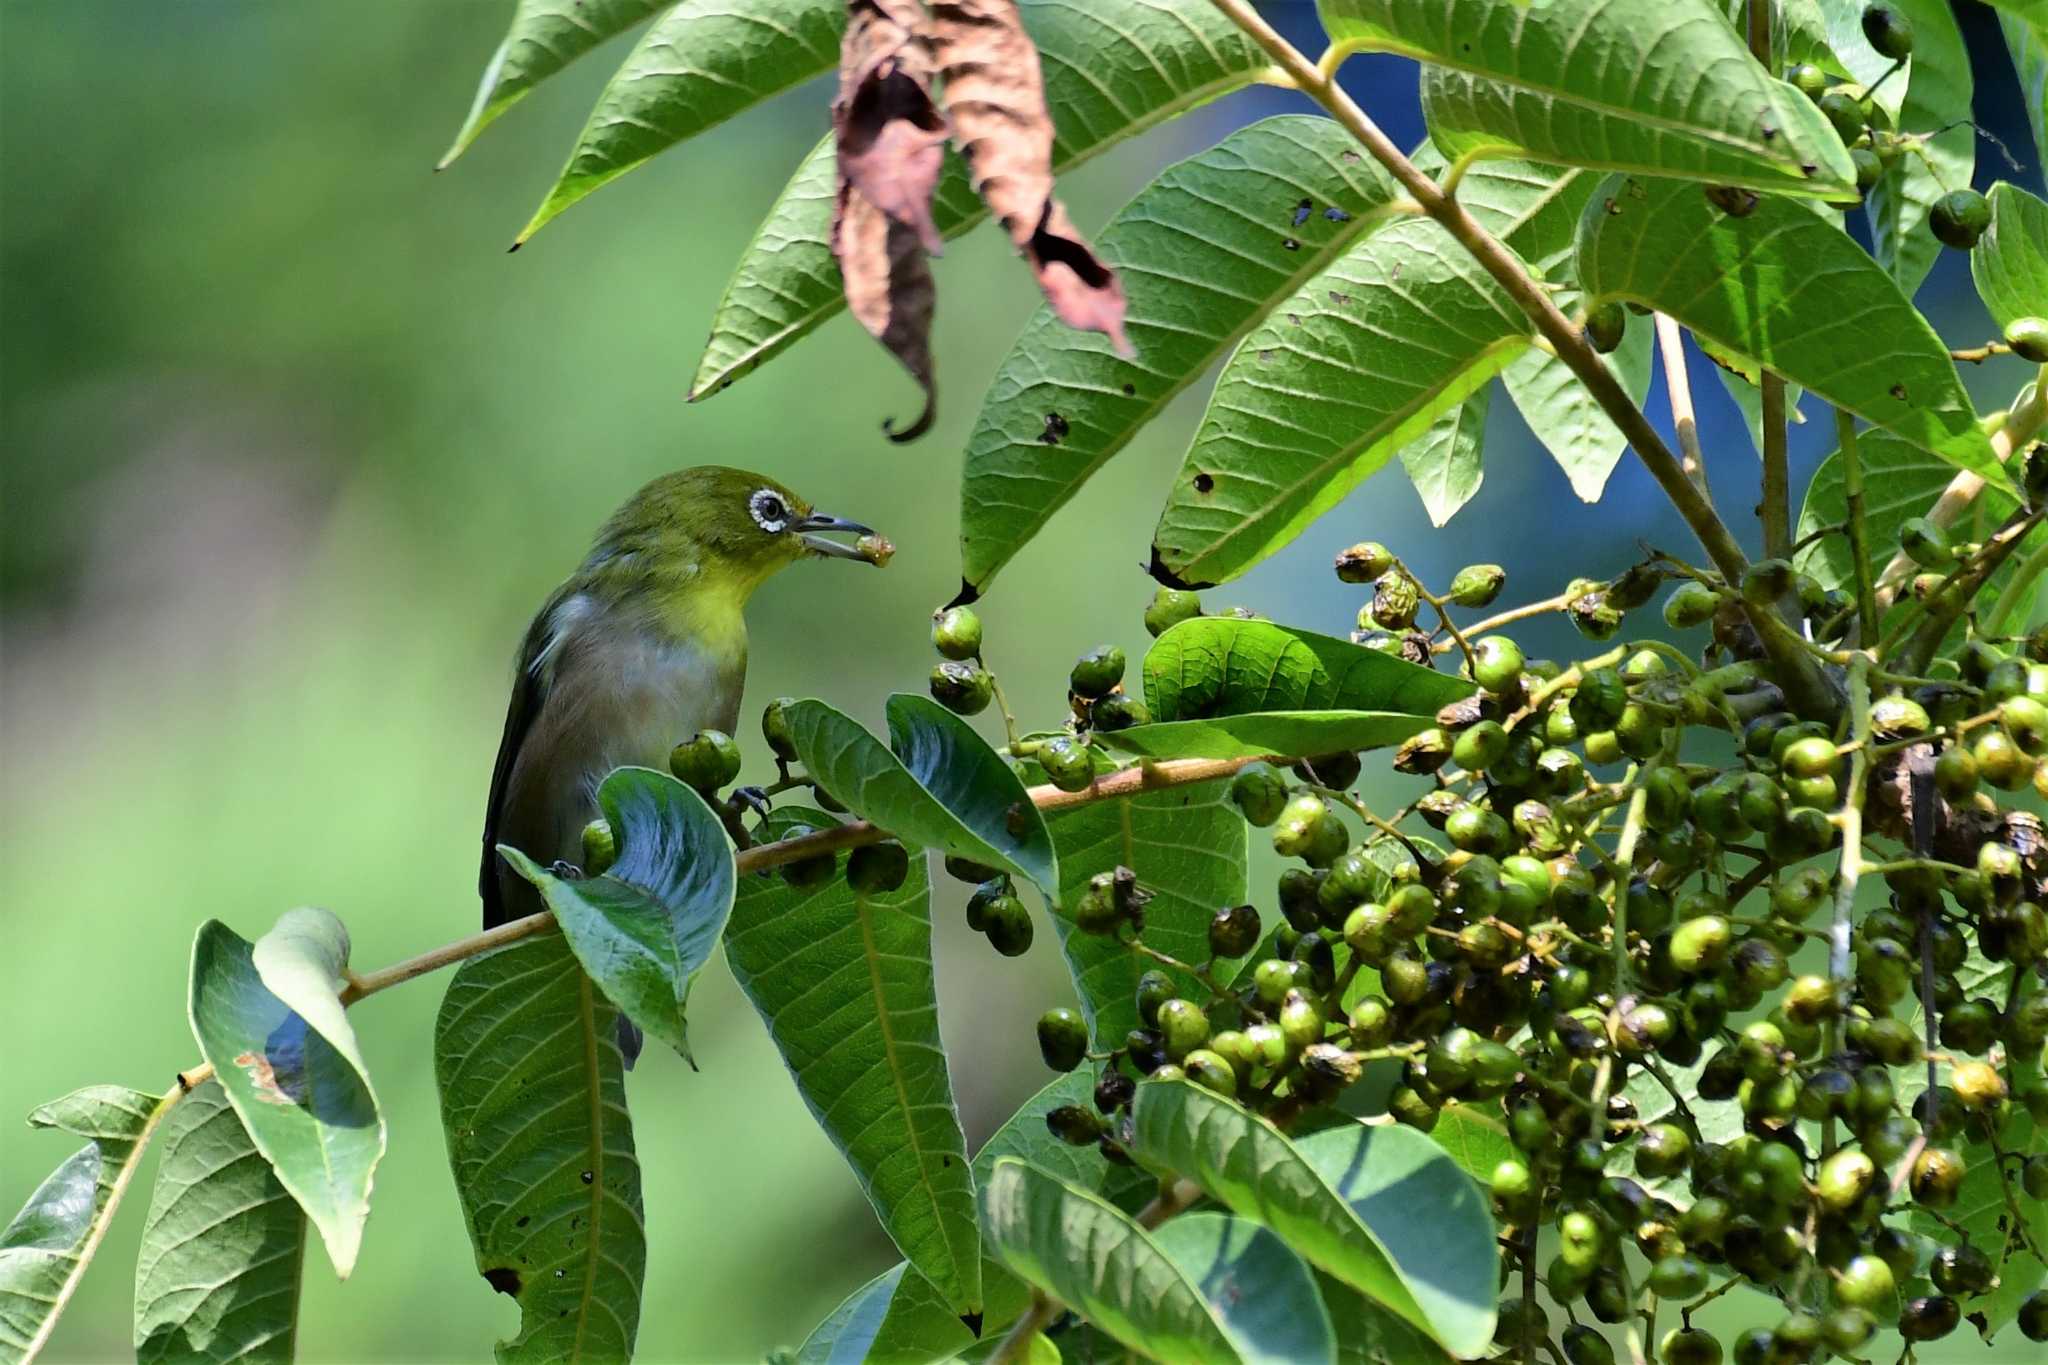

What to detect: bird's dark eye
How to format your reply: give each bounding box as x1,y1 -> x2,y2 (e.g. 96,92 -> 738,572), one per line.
748,489 -> 790,533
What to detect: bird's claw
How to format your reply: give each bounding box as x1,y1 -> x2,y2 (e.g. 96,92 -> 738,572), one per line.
550,859 -> 587,881
731,785 -> 774,818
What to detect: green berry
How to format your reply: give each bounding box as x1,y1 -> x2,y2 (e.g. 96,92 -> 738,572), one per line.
1647,1254 -> 1707,1300
1789,63 -> 1829,100
1471,636 -> 1525,694
1586,301 -> 1628,354
1036,1008 -> 1088,1071
1370,571 -> 1421,629
1037,735 -> 1096,793
1156,998 -> 1210,1060
1851,146 -> 1883,194
929,660 -> 994,716
1180,1048 -> 1237,1095
846,842 -> 910,894
1819,89 -> 1869,143
1045,1104 -> 1101,1146
1451,719 -> 1511,771
579,818 -> 617,877
2009,316 -> 2048,365
1228,762 -> 1288,826
1333,542 -> 1395,583
983,894 -> 1034,956
1931,189 -> 1991,250
1271,793 -> 1330,859
761,697 -> 800,762
1447,563 -> 1506,607
1143,586 -> 1202,637
930,605 -> 982,660
1069,645 -> 1126,700
1663,581 -> 1719,629
669,728 -> 743,792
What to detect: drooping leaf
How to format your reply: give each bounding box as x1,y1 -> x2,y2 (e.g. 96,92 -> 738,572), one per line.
0,1086 -> 167,1364
2003,11 -> 2048,172
1099,711 -> 1438,762
1128,1081 -> 1497,1357
978,1158 -> 1242,1365
1576,175 -> 2004,489
957,115 -> 1404,592
1398,388 -> 1489,526
1141,618 -> 1473,725
689,0 -> 1265,401
1860,0 -> 1973,299
724,807 -> 981,1318
515,0 -> 845,244
439,0 -> 667,167
782,694 -> 1058,898
502,766 -> 735,1066
435,934 -> 644,1363
1974,183 -> 2048,332
1320,0 -> 1855,196
1148,216 -> 1533,587
1500,316 -> 1656,503
187,920 -> 383,1278
1148,1212 -> 1336,1365
834,183 -> 939,441
134,1079 -> 306,1364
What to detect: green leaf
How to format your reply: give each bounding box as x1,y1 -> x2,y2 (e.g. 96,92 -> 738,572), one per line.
515,0 -> 844,244
689,0 -> 1266,401
1149,216 -> 1533,587
1974,183 -> 2048,332
434,933 -> 644,1363
1320,0 -> 1855,196
1320,1272 -> 1453,1364
188,919 -> 383,1278
1100,711 -> 1436,762
978,1158 -> 1243,1365
134,1079 -> 306,1364
1,1086 -> 167,1364
1794,429 -> 2020,597
783,695 -> 1058,899
792,1265 -> 906,1365
501,766 -> 734,1065
1149,1212 -> 1336,1365
439,0 -> 667,167
1860,0 -> 1973,299
1128,1080 -> 1497,1357
1422,1102 -> 1515,1187
1042,776 -> 1249,1049
2004,11 -> 2048,173
1141,618 -> 1473,724
1397,389 -> 1489,527
1500,318 -> 1655,503
956,115 -> 1405,593
1576,175 -> 2004,489
727,807 -> 980,1318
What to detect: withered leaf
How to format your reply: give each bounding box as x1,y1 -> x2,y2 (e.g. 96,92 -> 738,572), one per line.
930,0 -> 1130,354
835,0 -> 948,254
833,177 -> 937,442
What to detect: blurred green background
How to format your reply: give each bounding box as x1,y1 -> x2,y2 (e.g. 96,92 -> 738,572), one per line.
3,3 -> 2043,1362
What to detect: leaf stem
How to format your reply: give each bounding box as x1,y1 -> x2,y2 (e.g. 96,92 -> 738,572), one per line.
1654,314 -> 1708,490
1761,373 -> 1791,559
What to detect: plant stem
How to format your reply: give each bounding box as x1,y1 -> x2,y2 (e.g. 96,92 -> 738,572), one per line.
1985,533 -> 2048,633
1837,408 -> 1882,639
1761,374 -> 1791,559
1823,656 -> 1873,1156
1655,314 -> 1708,490
1446,591 -> 1571,647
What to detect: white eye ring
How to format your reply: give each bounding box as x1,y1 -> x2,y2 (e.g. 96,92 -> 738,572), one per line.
749,488 -> 790,534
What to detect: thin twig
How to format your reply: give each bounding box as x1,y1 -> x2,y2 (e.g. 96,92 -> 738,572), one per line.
1761,374 -> 1791,560
1655,314 -> 1708,490
1838,408 -> 1882,639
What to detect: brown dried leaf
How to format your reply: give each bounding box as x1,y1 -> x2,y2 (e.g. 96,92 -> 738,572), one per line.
930,0 -> 1129,353
835,0 -> 948,254
833,177 -> 937,442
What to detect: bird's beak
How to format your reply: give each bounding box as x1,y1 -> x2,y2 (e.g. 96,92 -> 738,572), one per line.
795,512 -> 880,563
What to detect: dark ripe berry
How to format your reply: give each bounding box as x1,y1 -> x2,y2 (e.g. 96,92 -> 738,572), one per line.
1941,997 -> 2000,1053
1333,541 -> 1395,583
1090,694 -> 1150,732
1911,1146 -> 1967,1207
2019,1290 -> 2048,1341
2009,316 -> 2048,365
1036,1008 -> 1088,1071
1788,63 -> 1829,100
846,842 -> 910,894
1862,2 -> 1914,59
1134,969 -> 1173,1026
1931,189 -> 1991,250
1143,586 -> 1202,637
963,879 -> 1004,931
1900,1293 -> 1961,1342
1045,1104 -> 1101,1146
1586,301 -> 1628,353
669,728 -> 743,792
1930,1240 -> 1993,1296
1448,562 -> 1506,607
1068,644 -> 1126,700
982,894 -> 1034,956
579,818 -> 618,877
930,605 -> 983,660
1300,749 -> 1362,790
780,830 -> 838,888
1208,903 -> 1260,959
1471,636 -> 1525,694
929,660 -> 994,716
1092,1067 -> 1135,1114
760,696 -> 800,761
1659,1327 -> 1719,1365
1635,1122 -> 1693,1180
1036,735 -> 1096,794
946,855 -> 1002,885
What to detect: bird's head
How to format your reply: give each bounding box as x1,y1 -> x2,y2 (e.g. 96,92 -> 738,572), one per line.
584,465 -> 884,601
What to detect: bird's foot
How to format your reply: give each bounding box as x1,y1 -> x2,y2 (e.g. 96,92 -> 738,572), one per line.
731,785 -> 774,818
549,859 -> 587,880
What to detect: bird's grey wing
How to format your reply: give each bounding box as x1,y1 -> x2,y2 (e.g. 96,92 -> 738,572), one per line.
480,603 -> 558,929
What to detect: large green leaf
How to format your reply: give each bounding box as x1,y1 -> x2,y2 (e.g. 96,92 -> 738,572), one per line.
1100,711 -> 1437,761
502,767 -> 734,1065
793,1265 -> 907,1365
689,0 -> 1266,401
1422,1103 -> 1516,1188
1149,1213 -> 1336,1365
2004,11 -> 2048,173
1149,216 -> 1533,587
515,0 -> 843,243
956,116 -> 1405,594
1321,1273 -> 1453,1364
1500,318 -> 1656,503
1974,183 -> 2048,332
1576,175 -> 2004,488
1855,0 -> 1974,299
1320,0 -> 1854,196
1042,775 -> 1249,1049
1398,389 -> 1489,526
978,1158 -> 1242,1365
134,1080 -> 305,1364
724,808 -> 981,1318
435,933 -> 644,1364
1142,618 -> 1472,724
440,0 -> 667,167
783,695 -> 1058,898
1128,1081 -> 1497,1357
0,1086 -> 166,1364
188,919 -> 383,1278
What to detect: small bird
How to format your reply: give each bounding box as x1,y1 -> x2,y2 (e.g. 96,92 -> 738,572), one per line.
480,466 -> 883,934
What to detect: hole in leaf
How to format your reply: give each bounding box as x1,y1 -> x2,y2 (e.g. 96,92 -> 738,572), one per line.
483,1268 -> 522,1297
1040,412 -> 1069,446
